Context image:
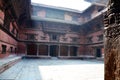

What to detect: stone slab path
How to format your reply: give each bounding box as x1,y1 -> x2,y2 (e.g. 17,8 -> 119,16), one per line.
0,59 -> 104,80
0,55 -> 21,66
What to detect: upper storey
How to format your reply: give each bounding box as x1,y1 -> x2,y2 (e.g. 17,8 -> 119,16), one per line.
81,4 -> 105,24
31,3 -> 105,25
31,3 -> 82,25
85,0 -> 109,5
0,0 -> 30,39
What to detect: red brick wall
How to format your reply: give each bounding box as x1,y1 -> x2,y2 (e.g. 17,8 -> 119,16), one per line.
82,30 -> 104,57
87,30 -> 103,43
17,42 -> 26,55
78,46 -> 86,55
0,29 -> 17,58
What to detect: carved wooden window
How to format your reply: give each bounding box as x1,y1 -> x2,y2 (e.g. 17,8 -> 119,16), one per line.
72,38 -> 77,42
41,36 -> 46,40
11,22 -> 16,34
52,34 -> 57,40
50,34 -> 59,41
16,30 -> 18,38
63,38 -> 67,41
11,27 -> 15,34
26,34 -> 37,40
109,16 -> 115,24
87,37 -> 92,43
71,37 -> 78,43
2,45 -> 7,54
98,35 -> 103,41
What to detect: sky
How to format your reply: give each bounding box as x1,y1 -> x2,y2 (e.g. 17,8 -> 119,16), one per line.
31,0 -> 91,11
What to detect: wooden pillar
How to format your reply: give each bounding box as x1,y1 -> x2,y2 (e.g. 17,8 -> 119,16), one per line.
48,45 -> 50,56
25,44 -> 27,56
58,44 -> 61,57
104,0 -> 120,80
68,46 -> 70,57
77,46 -> 80,56
37,44 -> 39,56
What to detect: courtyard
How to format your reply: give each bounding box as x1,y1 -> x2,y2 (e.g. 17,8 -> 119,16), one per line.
0,59 -> 104,80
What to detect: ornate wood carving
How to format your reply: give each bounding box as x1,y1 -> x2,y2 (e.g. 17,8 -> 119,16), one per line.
105,0 -> 120,80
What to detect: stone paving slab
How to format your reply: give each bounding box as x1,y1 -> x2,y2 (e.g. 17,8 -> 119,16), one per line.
0,55 -> 21,73
0,59 -> 104,80
0,55 -> 21,66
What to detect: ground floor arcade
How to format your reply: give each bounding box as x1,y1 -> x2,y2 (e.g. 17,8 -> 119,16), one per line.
26,43 -> 80,58
23,43 -> 104,58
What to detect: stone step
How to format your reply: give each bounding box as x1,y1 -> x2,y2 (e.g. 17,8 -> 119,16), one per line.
0,56 -> 22,74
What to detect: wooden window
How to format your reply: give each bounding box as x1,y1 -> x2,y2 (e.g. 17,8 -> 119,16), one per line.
98,35 -> 103,41
71,37 -> 79,43
11,27 -> 15,34
63,38 -> 67,41
72,38 -> 77,42
26,34 -> 37,40
41,36 -> 46,40
50,34 -> 59,41
52,35 -> 57,40
87,37 -> 92,43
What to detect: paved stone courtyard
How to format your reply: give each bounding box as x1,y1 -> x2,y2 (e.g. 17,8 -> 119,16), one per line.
0,59 -> 104,80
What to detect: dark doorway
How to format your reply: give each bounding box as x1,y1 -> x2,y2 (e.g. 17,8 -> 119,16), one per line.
73,46 -> 77,56
39,45 -> 48,56
96,48 -> 102,57
15,48 -> 17,54
50,45 -> 58,57
10,47 -> 13,53
27,44 -> 37,55
70,46 -> 77,56
60,46 -> 68,56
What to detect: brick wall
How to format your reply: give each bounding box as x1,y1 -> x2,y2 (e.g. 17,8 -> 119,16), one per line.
87,30 -> 103,43
17,42 -> 26,55
0,30 -> 17,58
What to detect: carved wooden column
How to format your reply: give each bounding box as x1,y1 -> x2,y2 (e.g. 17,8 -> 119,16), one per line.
68,46 -> 70,57
25,44 -> 28,56
58,44 -> 61,57
37,44 -> 39,56
77,46 -> 80,56
48,45 -> 50,56
104,0 -> 120,80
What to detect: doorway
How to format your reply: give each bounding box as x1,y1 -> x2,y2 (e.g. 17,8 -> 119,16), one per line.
10,47 -> 13,53
27,44 -> 37,56
50,45 -> 58,57
96,48 -> 102,57
70,46 -> 77,56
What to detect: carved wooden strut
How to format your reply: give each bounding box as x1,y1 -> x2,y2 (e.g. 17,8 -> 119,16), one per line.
104,0 -> 120,80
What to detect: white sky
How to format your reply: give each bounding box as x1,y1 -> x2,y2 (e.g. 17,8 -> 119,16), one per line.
31,0 -> 91,11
